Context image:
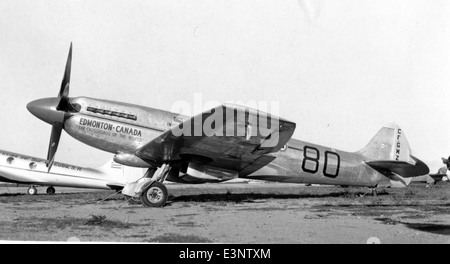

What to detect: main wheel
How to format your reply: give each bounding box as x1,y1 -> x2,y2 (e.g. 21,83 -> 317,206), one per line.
46,186 -> 56,195
140,182 -> 168,207
27,186 -> 37,195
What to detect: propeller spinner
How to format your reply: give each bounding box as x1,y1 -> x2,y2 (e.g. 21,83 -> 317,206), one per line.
27,43 -> 72,172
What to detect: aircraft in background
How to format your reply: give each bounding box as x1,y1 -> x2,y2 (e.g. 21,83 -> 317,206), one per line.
413,157 -> 449,185
27,44 -> 429,207
428,172 -> 449,184
436,156 -> 450,182
0,149 -> 142,195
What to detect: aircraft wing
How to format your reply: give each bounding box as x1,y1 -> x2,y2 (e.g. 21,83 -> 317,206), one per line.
135,104 -> 296,176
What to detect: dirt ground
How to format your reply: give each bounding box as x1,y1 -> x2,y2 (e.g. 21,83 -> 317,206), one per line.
0,182 -> 449,244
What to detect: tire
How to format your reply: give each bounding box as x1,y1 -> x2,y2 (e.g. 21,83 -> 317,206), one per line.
27,186 -> 37,195
46,186 -> 56,195
140,182 -> 168,207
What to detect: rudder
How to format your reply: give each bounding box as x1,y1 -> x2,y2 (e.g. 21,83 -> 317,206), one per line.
358,123 -> 413,163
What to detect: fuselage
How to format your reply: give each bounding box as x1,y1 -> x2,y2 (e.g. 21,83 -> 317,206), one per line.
51,96 -> 383,187
65,97 -> 184,153
62,97 -> 188,167
247,138 -> 382,187
0,149 -> 125,189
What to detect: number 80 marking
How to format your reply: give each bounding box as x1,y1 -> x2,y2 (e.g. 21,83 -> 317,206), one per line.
301,146 -> 340,178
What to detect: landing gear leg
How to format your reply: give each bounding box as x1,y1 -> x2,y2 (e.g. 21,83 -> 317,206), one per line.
152,163 -> 171,183
141,164 -> 171,207
144,167 -> 157,179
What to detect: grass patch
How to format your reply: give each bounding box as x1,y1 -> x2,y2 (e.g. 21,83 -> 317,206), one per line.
170,191 -> 360,205
237,206 -> 288,211
0,190 -> 119,204
125,234 -> 148,239
175,221 -> 201,227
9,214 -> 139,232
86,214 -> 108,225
12,216 -> 87,231
375,217 -> 401,225
85,214 -> 132,229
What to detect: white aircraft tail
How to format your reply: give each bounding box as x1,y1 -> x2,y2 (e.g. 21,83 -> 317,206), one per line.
357,123 -> 429,186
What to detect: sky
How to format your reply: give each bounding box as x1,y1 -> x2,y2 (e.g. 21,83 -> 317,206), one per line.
0,0 -> 449,171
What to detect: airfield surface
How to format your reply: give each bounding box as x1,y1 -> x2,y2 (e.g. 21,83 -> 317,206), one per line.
0,182 -> 449,244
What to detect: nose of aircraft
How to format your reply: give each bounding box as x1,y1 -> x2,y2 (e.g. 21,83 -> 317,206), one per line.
27,97 -> 65,125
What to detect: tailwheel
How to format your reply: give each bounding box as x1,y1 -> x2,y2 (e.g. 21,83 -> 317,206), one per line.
27,186 -> 37,195
140,181 -> 168,207
371,188 -> 378,197
46,186 -> 56,195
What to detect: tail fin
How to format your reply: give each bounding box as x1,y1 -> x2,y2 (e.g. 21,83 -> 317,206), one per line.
358,123 -> 429,183
358,123 -> 412,162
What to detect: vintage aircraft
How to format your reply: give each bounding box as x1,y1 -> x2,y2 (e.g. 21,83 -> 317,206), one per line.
413,157 -> 449,185
27,44 -> 429,207
0,149 -> 142,195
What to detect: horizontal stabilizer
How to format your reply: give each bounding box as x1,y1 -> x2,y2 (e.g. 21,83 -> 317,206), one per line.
366,155 -> 429,178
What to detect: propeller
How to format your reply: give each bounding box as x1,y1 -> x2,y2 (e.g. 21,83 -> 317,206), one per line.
26,43 -> 74,172
46,43 -> 72,171
57,43 -> 72,111
47,123 -> 63,171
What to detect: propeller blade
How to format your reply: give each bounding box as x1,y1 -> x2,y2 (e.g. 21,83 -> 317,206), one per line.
57,43 -> 72,111
46,123 -> 63,172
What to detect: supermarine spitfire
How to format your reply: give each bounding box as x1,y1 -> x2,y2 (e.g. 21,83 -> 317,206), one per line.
27,44 -> 429,207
